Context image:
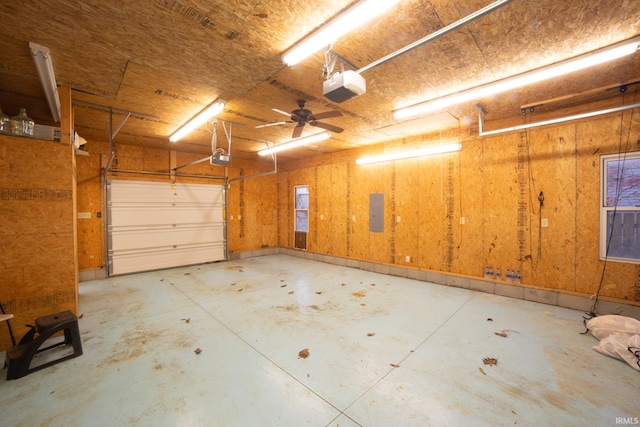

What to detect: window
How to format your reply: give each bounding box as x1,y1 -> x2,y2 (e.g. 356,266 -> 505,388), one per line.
294,185 -> 309,249
600,152 -> 640,263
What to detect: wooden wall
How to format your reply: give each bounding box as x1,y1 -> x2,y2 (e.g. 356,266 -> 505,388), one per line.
271,110 -> 640,303
0,135 -> 78,350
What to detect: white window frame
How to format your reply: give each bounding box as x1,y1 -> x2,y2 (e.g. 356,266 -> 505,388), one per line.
294,185 -> 309,233
599,152 -> 640,264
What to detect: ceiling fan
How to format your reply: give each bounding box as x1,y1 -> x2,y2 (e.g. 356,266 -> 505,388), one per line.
256,99 -> 344,138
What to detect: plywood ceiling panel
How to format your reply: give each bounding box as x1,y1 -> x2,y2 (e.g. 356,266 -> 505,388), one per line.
0,0 -> 638,166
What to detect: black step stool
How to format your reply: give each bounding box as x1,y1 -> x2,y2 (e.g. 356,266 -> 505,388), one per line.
5,310 -> 83,380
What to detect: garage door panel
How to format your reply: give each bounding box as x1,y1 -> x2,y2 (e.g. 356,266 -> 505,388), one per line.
107,180 -> 226,275
108,206 -> 224,227
110,225 -> 224,250
110,243 -> 226,276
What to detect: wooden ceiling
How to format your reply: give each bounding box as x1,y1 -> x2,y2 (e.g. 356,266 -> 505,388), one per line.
1,0 -> 639,168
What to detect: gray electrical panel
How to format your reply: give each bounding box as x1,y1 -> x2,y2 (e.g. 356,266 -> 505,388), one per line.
369,193 -> 384,232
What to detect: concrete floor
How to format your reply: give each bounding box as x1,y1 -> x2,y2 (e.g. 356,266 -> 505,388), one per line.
1,254 -> 638,426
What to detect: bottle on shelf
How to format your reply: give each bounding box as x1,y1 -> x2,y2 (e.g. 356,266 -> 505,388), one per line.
0,108 -> 10,134
11,108 -> 35,137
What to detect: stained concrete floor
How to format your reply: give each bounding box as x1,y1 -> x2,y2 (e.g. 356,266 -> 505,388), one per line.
0,254 -> 638,426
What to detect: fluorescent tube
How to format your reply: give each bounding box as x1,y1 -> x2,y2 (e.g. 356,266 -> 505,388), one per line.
282,0 -> 401,66
258,132 -> 330,156
356,143 -> 462,165
29,42 -> 61,123
169,100 -> 226,142
393,36 -> 640,119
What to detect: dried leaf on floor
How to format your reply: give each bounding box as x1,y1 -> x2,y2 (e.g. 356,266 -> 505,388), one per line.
238,288 -> 243,292
298,348 -> 310,359
487,318 -> 493,321
194,348 -> 202,354
181,318 -> 190,323
316,291 -> 322,295
360,303 -> 366,307
390,363 -> 400,368
482,357 -> 498,366
352,291 -> 366,297
184,272 -> 191,275
281,284 -> 287,288
479,367 -> 486,375
288,291 -> 294,294
370,283 -> 376,286
495,331 -> 507,338
230,283 -> 236,286
78,313 -> 84,319
367,332 -> 375,337
341,283 -> 346,286
280,279 -> 285,282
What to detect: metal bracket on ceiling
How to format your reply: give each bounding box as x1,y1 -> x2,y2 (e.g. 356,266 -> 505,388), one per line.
72,99 -> 159,141
322,49 -> 359,80
476,103 -> 488,134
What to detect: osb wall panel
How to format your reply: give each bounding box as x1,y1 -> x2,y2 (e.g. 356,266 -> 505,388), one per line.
393,157 -> 420,267
329,162 -> 348,257
455,140 -> 485,277
76,140 -> 104,270
314,165 -> 332,255
349,160 -> 370,260
226,168 -> 278,253
366,162 -> 389,264
416,153 -> 450,271
524,125 -> 577,291
575,115 -> 640,301
270,108 -> 639,303
481,132 -> 524,282
0,135 -> 77,351
259,173 -> 278,248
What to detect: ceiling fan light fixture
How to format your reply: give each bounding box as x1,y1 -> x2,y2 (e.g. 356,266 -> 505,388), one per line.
282,0 -> 401,66
169,99 -> 226,142
356,142 -> 462,165
393,35 -> 640,119
29,42 -> 61,123
258,131 -> 331,156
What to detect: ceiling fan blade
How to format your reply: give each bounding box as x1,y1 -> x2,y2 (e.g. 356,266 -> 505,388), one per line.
311,121 -> 344,133
311,110 -> 342,120
272,108 -> 292,117
255,121 -> 290,128
292,125 -> 304,139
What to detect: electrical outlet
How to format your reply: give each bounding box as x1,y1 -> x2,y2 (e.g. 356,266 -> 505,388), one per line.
397,215 -> 401,223
460,217 -> 465,225
541,218 -> 549,227
405,255 -> 411,263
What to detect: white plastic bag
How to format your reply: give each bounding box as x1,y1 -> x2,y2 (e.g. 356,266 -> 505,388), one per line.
586,315 -> 640,340
593,334 -> 640,372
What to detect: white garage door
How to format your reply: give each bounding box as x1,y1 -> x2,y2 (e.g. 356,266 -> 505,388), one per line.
107,180 -> 226,275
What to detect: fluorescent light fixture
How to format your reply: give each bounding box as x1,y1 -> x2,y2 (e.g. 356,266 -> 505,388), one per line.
394,36 -> 640,119
356,143 -> 462,165
29,42 -> 61,123
258,132 -> 331,156
282,0 -> 401,66
169,99 -> 226,142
